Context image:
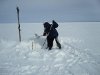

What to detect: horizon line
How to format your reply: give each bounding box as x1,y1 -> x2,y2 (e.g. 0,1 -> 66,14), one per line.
0,21 -> 100,23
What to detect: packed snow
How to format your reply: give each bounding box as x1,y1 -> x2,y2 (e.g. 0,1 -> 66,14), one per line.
0,22 -> 100,75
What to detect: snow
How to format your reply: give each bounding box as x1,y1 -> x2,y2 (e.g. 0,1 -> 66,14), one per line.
0,22 -> 100,75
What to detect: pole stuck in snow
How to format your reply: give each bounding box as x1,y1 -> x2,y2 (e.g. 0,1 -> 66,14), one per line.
16,6 -> 21,42
32,42 -> 33,50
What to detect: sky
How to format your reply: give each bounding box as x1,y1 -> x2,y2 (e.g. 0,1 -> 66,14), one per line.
0,0 -> 100,23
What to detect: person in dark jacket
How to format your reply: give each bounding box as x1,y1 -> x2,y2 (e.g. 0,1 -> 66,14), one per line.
43,20 -> 61,50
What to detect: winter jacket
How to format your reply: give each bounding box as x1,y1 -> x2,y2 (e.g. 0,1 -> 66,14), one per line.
43,22 -> 58,38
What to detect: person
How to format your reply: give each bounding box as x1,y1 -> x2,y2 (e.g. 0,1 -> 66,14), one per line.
43,20 -> 61,50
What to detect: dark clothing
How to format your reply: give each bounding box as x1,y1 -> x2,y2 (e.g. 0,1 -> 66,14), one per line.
47,36 -> 61,50
43,24 -> 58,38
48,28 -> 58,38
47,36 -> 54,50
52,20 -> 58,28
43,21 -> 61,50
55,37 -> 61,49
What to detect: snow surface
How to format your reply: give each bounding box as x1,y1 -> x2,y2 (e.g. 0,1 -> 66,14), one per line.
0,22 -> 100,75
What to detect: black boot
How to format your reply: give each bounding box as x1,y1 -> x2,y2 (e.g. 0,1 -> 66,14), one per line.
57,43 -> 61,49
49,47 -> 52,50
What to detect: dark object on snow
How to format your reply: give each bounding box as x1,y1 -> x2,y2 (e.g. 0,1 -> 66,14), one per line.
43,20 -> 61,50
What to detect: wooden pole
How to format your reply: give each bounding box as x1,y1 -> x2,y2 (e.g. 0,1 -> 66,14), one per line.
16,6 -> 21,42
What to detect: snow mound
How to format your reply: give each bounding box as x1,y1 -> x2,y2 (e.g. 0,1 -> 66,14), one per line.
0,37 -> 100,75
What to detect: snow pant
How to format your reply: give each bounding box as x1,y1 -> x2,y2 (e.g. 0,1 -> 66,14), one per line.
47,36 -> 54,50
55,37 -> 61,49
47,36 -> 61,50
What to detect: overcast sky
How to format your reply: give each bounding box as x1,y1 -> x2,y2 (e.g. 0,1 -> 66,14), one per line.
0,0 -> 100,23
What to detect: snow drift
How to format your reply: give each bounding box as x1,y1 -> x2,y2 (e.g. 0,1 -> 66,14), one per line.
0,35 -> 100,75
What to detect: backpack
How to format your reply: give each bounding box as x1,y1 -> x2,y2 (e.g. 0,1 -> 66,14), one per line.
52,20 -> 58,28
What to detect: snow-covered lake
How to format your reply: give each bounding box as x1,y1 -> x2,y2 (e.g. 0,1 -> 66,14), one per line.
0,22 -> 100,50
0,22 -> 100,75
